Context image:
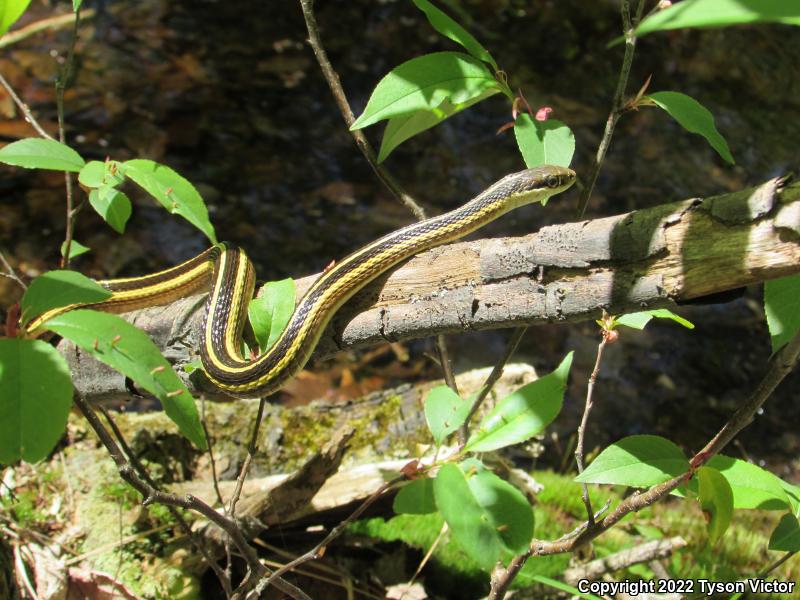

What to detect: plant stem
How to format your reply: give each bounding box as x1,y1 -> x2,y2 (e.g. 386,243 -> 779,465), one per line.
0,71 -> 53,139
576,0 -> 646,218
55,10 -> 82,268
575,334 -> 609,523
298,0 -> 426,220
459,326 -> 528,445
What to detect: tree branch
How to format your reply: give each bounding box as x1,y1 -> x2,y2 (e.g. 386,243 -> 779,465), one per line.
61,177 -> 800,403
298,0 -> 427,220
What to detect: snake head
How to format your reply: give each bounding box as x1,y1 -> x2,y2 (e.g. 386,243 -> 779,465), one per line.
498,165 -> 576,208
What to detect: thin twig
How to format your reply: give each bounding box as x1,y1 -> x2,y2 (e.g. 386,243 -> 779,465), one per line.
436,333 -> 459,395
201,397 -> 226,509
757,551 -> 796,578
229,397 -> 267,517
0,71 -> 54,139
486,329 -> 800,600
298,0 -> 427,220
459,327 -> 528,444
576,0 -> 646,218
403,522 -> 448,598
575,332 -> 611,523
253,474 -> 406,597
0,248 -> 27,291
55,9 -> 81,268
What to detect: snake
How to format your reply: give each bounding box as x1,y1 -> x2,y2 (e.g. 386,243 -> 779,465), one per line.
26,165 -> 576,398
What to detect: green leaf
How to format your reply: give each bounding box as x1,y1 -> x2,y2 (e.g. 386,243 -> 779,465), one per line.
465,352 -> 572,453
703,455 -> 790,510
465,468 -> 533,555
614,309 -> 695,330
434,463 -> 533,571
21,270 -> 112,326
635,0 -> 800,38
779,480 -> 800,516
424,385 -> 471,445
60,240 -> 90,260
45,310 -> 207,449
530,576 -> 603,600
645,91 -> 734,164
73,0 -> 82,11
769,513 -> 800,551
89,187 -> 132,234
248,278 -> 296,352
0,338 -> 72,463
78,160 -> 125,189
123,159 -> 217,243
411,0 -> 498,70
514,115 -> 575,169
378,89 -> 498,162
351,52 -> 501,130
0,0 -> 32,37
764,275 -> 800,353
575,435 -> 689,487
697,466 -> 733,543
0,138 -> 85,172
393,478 -> 437,514
434,463 -> 501,571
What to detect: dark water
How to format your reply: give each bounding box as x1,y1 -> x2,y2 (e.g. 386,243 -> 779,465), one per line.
1,0 -> 799,473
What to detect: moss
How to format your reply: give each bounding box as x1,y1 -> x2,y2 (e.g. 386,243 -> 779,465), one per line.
278,393 -> 415,469
278,408 -> 338,469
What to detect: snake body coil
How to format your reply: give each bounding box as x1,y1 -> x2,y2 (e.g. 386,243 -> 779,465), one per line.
28,165 -> 575,398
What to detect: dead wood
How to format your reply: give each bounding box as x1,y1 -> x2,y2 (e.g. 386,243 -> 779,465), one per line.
61,178 -> 800,402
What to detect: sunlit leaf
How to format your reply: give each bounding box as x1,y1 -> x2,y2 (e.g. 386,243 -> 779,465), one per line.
575,435 -> 689,487
21,270 -> 111,326
698,455 -> 790,510
45,310 -> 207,449
424,385 -> 471,445
378,89 -> 498,162
0,138 -> 85,172
0,338 -> 72,463
614,309 -> 694,330
78,160 -> 125,189
351,52 -> 501,130
764,275 -> 800,353
0,0 -> 32,37
514,115 -> 575,169
411,0 -> 498,70
124,159 -> 217,243
646,91 -> 734,164
434,462 -> 533,571
635,0 -> 800,38
248,278 -> 296,352
89,187 -> 132,234
465,352 -> 572,453
697,466 -> 733,543
60,240 -> 90,260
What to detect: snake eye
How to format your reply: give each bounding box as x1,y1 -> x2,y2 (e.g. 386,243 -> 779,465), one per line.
545,174 -> 560,189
